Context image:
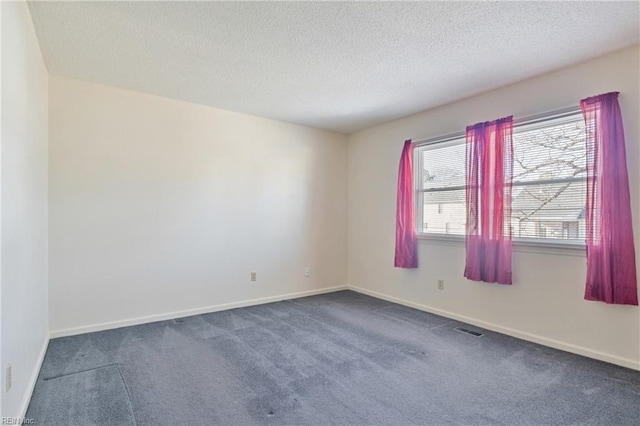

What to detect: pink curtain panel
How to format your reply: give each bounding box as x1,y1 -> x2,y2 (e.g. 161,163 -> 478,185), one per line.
395,140 -> 418,268
581,92 -> 638,305
464,116 -> 514,284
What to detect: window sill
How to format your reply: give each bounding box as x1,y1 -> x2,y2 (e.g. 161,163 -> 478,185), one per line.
417,234 -> 585,257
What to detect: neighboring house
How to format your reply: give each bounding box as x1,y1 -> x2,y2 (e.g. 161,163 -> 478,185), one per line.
510,181 -> 586,240
422,180 -> 586,240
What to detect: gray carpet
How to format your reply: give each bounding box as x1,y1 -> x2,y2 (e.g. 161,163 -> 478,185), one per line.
27,291 -> 640,425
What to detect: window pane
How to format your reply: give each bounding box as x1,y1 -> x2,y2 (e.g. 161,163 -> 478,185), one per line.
421,189 -> 465,235
513,116 -> 586,183
416,111 -> 587,243
421,141 -> 465,190
511,180 -> 586,240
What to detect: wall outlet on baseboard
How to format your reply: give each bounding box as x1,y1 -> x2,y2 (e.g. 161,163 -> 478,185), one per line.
304,267 -> 311,278
437,280 -> 445,290
250,272 -> 257,281
5,364 -> 12,392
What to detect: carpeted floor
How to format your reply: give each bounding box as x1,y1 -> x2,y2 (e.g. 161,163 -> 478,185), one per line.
27,290 -> 640,425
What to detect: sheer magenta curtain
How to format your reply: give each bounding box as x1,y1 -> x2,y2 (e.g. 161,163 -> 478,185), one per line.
464,117 -> 513,284
395,140 -> 418,268
581,92 -> 638,305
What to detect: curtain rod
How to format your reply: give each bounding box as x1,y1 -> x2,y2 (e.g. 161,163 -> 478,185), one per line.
410,105 -> 582,147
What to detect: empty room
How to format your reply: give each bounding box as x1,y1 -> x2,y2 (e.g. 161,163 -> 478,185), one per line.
2,0 -> 640,425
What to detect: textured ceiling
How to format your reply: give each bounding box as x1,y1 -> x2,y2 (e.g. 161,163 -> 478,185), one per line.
28,1 -> 639,133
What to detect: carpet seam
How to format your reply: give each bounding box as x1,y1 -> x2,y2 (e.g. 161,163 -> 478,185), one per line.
117,363 -> 139,426
42,363 -> 121,381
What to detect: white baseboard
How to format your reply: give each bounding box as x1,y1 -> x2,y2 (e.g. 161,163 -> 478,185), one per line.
50,285 -> 348,338
18,335 -> 50,420
349,285 -> 640,371
49,283 -> 639,370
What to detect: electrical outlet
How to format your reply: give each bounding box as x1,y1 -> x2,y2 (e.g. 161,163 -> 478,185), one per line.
304,267 -> 311,278
6,364 -> 12,392
437,280 -> 445,290
250,272 -> 257,281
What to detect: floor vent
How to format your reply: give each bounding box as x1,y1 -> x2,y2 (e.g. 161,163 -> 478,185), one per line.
454,326 -> 483,337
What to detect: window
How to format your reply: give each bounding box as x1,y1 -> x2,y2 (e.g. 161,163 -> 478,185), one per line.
415,110 -> 586,244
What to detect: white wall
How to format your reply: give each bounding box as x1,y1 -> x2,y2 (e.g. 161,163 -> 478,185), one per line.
348,45 -> 640,369
49,76 -> 348,334
1,0 -> 49,418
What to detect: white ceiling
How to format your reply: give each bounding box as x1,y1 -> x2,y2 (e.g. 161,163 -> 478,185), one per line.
28,1 -> 639,134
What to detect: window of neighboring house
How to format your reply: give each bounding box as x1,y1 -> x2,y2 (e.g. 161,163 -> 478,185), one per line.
415,110 -> 587,245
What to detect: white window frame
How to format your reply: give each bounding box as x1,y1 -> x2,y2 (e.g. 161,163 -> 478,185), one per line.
413,107 -> 586,255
